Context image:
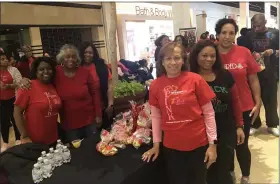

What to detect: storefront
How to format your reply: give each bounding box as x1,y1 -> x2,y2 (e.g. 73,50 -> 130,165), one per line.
0,2 -> 107,60
116,3 -> 173,64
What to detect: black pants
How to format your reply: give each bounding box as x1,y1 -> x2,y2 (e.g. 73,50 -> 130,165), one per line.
163,145 -> 207,184
207,143 -> 235,184
0,97 -> 21,143
252,71 -> 279,128
231,110 -> 251,176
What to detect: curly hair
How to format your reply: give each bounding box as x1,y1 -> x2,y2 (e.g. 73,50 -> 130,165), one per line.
189,40 -> 224,74
30,57 -> 57,83
174,35 -> 188,48
215,18 -> 239,35
56,44 -> 81,65
157,42 -> 188,77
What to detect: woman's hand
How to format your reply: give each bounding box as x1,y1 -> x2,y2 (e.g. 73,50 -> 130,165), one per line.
19,78 -> 32,90
204,144 -> 217,169
21,137 -> 32,144
105,105 -> 113,119
237,127 -> 245,145
249,105 -> 261,124
142,143 -> 160,162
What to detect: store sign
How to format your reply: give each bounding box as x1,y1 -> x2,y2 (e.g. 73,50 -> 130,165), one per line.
135,6 -> 172,18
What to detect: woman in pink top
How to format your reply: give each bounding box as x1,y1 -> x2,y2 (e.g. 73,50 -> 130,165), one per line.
215,18 -> 261,184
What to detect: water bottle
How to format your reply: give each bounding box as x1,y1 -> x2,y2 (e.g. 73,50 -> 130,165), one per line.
49,147 -> 54,154
46,153 -> 55,171
32,163 -> 43,183
62,146 -> 71,163
42,159 -> 52,178
37,157 -> 44,165
56,144 -> 63,153
54,150 -> 63,167
41,151 -> 47,159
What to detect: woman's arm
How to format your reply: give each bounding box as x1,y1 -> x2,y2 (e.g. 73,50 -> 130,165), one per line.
14,106 -> 28,138
201,102 -> 217,143
87,73 -> 102,118
230,84 -> 244,127
151,105 -> 162,143
248,74 -> 261,123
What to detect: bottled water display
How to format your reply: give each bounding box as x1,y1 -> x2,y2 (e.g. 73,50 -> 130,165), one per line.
42,159 -> 52,179
37,157 -> 43,164
46,153 -> 55,171
62,146 -> 71,163
49,148 -> 54,154
54,150 -> 63,167
32,163 -> 43,183
41,151 -> 47,159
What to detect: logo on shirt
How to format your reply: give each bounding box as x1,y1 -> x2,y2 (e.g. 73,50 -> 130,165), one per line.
44,92 -> 59,118
224,63 -> 243,70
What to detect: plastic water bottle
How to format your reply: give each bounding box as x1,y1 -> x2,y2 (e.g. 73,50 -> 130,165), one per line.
54,150 -> 63,167
62,146 -> 71,163
49,148 -> 54,154
56,144 -> 63,153
46,153 -> 55,171
32,163 -> 43,183
41,151 -> 47,159
37,157 -> 44,165
42,159 -> 52,178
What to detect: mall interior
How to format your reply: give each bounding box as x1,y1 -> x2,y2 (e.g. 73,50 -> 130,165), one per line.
0,2 -> 279,184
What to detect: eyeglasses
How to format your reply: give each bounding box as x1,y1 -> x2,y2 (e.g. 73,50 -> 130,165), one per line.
163,56 -> 183,63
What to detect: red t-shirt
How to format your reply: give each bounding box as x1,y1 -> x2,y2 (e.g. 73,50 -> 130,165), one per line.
16,62 -> 30,79
55,66 -> 102,130
14,80 -> 61,145
149,72 -> 216,151
219,45 -> 261,112
0,70 -> 15,100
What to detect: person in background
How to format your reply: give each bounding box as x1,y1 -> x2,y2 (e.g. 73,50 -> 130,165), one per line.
80,42 -> 113,130
142,42 -> 217,184
209,34 -> 216,42
215,18 -> 261,184
0,52 -> 22,152
19,44 -> 102,145
16,45 -> 35,78
137,59 -> 154,101
245,14 -> 279,137
205,31 -> 210,39
154,35 -> 170,77
174,35 -> 189,52
190,40 -> 245,184
237,28 -> 249,47
200,33 -> 208,40
14,57 -> 61,145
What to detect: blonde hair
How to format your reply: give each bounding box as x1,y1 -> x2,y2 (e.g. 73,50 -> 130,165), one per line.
56,44 -> 81,65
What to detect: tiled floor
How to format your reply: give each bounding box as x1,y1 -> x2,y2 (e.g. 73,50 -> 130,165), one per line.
2,107 -> 279,184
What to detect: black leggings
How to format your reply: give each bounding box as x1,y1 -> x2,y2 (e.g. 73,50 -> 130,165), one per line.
207,143 -> 235,184
230,110 -> 251,176
0,97 -> 21,143
163,145 -> 208,184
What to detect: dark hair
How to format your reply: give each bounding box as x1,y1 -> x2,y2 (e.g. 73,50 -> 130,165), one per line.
205,31 -> 209,35
139,59 -> 147,67
79,42 -> 110,107
30,57 -> 57,83
154,35 -> 169,47
200,33 -> 207,39
240,28 -> 248,36
157,42 -> 188,77
0,51 -> 9,59
215,18 -> 239,35
189,40 -> 224,74
209,34 -> 215,40
174,35 -> 188,48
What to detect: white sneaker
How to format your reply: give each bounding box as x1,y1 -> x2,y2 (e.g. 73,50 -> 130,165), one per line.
249,128 -> 258,136
15,140 -> 22,146
267,127 -> 279,137
240,177 -> 250,184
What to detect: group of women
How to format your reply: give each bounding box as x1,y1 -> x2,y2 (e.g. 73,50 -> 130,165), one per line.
0,42 -> 113,149
143,18 -> 261,184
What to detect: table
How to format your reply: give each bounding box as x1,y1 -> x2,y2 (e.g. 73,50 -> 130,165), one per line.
6,134 -> 168,184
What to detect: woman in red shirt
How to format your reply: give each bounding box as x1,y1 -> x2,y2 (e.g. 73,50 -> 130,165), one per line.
142,42 -> 217,184
16,45 -> 36,78
14,57 -> 61,145
79,42 -> 113,130
215,18 -> 261,184
0,52 -> 22,152
190,40 -> 245,184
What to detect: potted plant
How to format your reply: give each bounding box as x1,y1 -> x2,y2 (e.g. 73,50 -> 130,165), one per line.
114,81 -> 146,114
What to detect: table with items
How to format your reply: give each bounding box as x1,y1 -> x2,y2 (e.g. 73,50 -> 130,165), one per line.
0,102 -> 168,184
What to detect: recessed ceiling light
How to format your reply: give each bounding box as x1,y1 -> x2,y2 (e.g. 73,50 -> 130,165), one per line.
20,29 -> 23,31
